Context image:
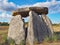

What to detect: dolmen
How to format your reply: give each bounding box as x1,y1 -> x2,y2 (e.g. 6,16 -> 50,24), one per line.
7,7 -> 53,45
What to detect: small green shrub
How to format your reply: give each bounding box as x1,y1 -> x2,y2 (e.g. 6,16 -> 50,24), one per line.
34,39 -> 38,43
44,35 -> 58,42
20,40 -> 25,45
52,34 -> 58,42
8,39 -> 15,45
44,36 -> 51,42
2,35 -> 7,42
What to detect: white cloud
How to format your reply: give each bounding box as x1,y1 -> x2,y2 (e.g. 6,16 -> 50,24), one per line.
0,0 -> 17,11
17,5 -> 32,8
33,0 -> 60,14
33,1 -> 60,7
17,0 -> 60,14
0,0 -> 60,22
0,0 -> 60,13
0,0 -> 16,22
0,12 -> 12,18
0,12 -> 12,22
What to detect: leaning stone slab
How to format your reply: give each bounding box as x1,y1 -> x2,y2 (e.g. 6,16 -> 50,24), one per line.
7,15 -> 25,44
41,15 -> 53,37
27,11 -> 53,45
27,11 -> 46,45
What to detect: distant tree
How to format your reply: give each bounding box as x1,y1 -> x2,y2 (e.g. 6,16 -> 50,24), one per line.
52,23 -> 60,26
0,22 -> 9,26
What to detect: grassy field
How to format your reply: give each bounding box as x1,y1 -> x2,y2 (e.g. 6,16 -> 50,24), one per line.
0,26 -> 8,45
53,25 -> 60,32
0,25 -> 60,45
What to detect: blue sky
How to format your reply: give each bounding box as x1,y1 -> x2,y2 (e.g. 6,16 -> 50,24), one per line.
0,0 -> 60,24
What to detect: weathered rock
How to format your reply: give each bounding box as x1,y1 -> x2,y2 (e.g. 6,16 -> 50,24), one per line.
27,11 -> 35,45
27,11 -> 44,45
12,7 -> 48,17
27,11 -> 53,45
7,15 -> 25,44
41,15 -> 53,37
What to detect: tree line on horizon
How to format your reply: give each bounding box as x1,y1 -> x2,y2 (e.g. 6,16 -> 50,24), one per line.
0,22 -> 9,26
0,22 -> 60,26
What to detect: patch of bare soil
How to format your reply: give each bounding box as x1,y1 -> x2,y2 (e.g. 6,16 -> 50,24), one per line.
0,26 -> 9,30
40,42 -> 60,45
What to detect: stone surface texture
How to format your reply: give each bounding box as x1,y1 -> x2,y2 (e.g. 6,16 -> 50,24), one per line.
27,11 -> 53,45
41,15 -> 53,37
8,15 -> 25,44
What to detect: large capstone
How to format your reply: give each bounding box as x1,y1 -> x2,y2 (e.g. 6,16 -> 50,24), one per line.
12,7 -> 48,17
7,15 -> 25,44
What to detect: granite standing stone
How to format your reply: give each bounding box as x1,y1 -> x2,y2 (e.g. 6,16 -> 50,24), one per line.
27,11 -> 34,45
7,15 -> 25,44
27,11 -> 44,45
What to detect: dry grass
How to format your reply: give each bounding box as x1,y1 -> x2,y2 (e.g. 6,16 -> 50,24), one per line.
0,26 -> 9,30
0,26 -> 8,44
0,25 -> 60,45
53,25 -> 60,32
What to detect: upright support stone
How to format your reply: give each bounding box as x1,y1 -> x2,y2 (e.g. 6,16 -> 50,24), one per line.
27,11 -> 53,45
27,11 -> 34,45
7,15 -> 25,45
27,11 -> 45,45
41,15 -> 53,37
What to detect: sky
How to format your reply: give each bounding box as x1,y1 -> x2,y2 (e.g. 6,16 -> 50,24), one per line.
0,0 -> 60,24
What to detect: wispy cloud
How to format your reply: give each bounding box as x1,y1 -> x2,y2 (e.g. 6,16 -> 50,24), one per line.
0,0 -> 17,11
0,0 -> 60,13
0,0 -> 60,22
0,12 -> 12,18
0,12 -> 12,22
33,0 -> 60,14
0,0 -> 16,22
17,0 -> 60,14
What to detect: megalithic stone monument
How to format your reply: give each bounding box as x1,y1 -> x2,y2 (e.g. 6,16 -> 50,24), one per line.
8,7 -> 53,45
7,15 -> 25,45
